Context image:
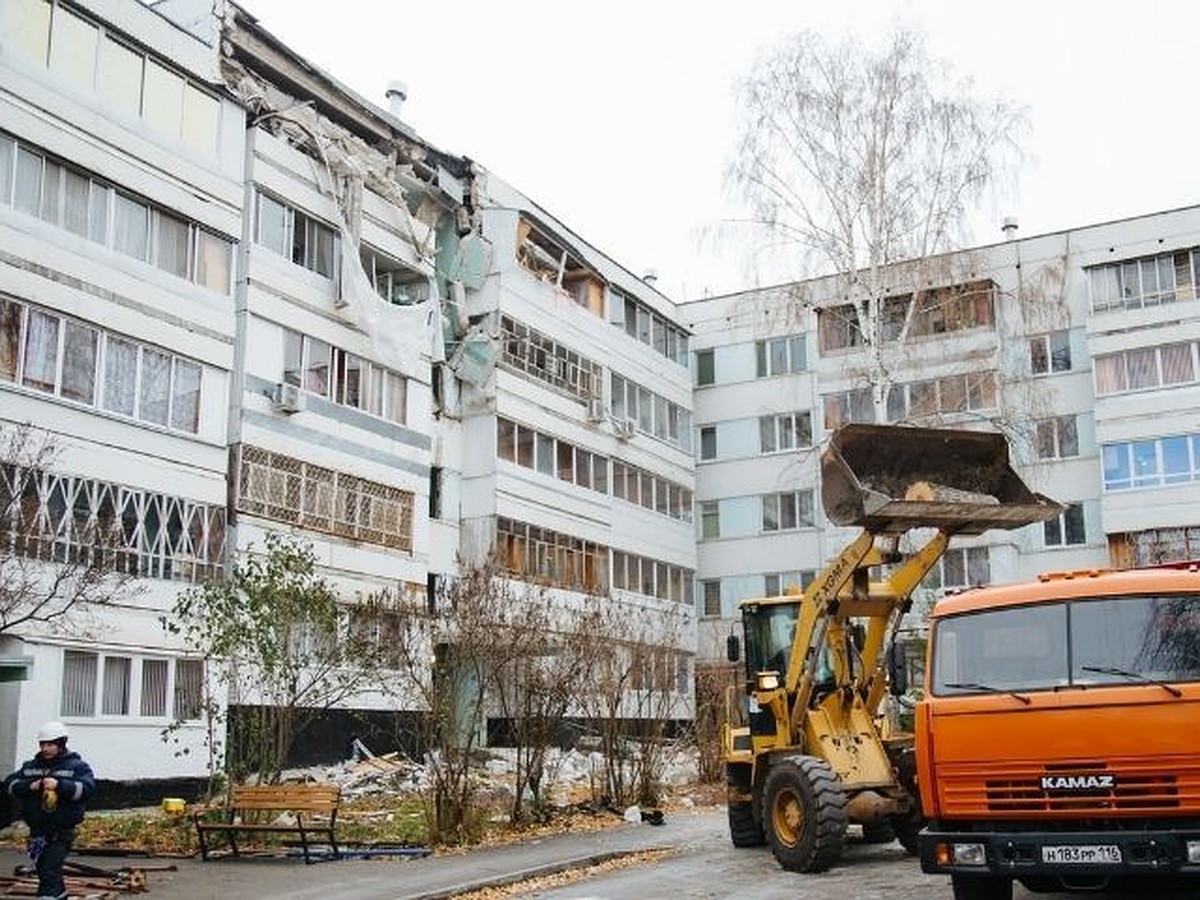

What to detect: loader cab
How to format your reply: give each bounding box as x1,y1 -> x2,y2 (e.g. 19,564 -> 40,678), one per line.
740,600 -> 799,684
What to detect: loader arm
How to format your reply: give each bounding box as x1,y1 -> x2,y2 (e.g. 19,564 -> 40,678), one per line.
724,423 -> 1062,875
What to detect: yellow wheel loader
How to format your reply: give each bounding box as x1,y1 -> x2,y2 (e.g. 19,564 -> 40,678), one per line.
722,424 -> 1060,873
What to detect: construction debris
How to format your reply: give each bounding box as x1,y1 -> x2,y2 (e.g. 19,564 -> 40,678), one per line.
1,858 -> 175,897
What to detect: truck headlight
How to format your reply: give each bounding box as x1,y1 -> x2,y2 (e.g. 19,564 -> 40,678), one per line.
1187,840 -> 1200,864
935,842 -> 987,867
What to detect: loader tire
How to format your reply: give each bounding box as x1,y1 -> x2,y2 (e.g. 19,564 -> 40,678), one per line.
727,800 -> 766,847
763,755 -> 847,872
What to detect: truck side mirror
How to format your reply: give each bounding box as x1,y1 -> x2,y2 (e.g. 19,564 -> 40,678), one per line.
887,641 -> 908,696
726,634 -> 740,663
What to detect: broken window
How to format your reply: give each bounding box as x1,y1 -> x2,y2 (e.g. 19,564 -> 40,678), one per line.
818,304 -> 863,353
500,315 -> 603,401
360,245 -> 428,305
516,218 -> 605,315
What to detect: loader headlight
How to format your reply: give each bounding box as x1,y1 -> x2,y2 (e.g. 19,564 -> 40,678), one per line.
756,671 -> 780,691
1187,840 -> 1200,864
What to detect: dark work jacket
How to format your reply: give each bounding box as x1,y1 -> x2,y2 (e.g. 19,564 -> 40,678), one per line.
4,748 -> 95,835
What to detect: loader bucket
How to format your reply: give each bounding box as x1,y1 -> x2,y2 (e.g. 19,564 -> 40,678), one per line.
821,423 -> 1061,535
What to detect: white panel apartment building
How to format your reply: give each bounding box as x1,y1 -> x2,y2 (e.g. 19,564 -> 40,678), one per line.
683,205 -> 1200,669
0,0 -> 696,788
4,0 -> 1200,788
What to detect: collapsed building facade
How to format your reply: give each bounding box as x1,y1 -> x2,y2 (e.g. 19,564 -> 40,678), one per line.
0,0 -> 694,792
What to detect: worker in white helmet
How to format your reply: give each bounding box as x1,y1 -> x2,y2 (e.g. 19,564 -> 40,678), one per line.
4,721 -> 95,900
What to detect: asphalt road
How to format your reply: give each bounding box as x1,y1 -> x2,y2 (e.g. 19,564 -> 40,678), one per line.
515,822 -> 1199,900
3,809 -> 1197,899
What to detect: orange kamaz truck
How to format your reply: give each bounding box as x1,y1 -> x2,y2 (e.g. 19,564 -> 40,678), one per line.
917,566 -> 1200,899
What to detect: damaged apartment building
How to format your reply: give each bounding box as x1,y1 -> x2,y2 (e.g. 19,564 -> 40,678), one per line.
0,0 -> 695,791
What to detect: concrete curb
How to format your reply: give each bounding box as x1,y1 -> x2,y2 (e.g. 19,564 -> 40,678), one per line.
405,846 -> 675,900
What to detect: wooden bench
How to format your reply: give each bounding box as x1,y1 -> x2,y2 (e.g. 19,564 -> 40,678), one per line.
194,783 -> 341,864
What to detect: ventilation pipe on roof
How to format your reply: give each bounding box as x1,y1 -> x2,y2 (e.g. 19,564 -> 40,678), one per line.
642,268 -> 658,286
385,80 -> 408,119
1002,217 -> 1019,240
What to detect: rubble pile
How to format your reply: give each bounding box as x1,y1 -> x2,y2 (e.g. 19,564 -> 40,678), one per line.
284,743 -> 701,811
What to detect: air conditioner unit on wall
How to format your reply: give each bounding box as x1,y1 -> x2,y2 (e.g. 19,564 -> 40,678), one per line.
272,382 -> 306,414
585,396 -> 606,422
614,418 -> 636,440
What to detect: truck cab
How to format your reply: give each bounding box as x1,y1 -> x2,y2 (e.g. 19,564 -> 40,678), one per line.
918,567 -> 1200,899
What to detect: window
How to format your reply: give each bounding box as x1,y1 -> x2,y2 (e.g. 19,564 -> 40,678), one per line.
818,304 -> 863,353
765,570 -> 815,596
174,659 -> 204,720
0,132 -> 233,291
282,330 -> 406,424
762,491 -> 815,532
1089,248 -> 1199,312
702,580 -> 721,617
755,335 -> 806,376
496,516 -> 612,593
61,650 -> 98,717
501,315 -> 603,401
255,191 -> 337,279
696,349 -> 715,386
1103,434 -> 1200,491
1096,343 -> 1200,396
700,501 -> 720,540
360,246 -> 427,305
141,659 -> 168,717
606,288 -> 688,365
1030,330 -> 1072,375
102,656 -> 131,715
886,372 -> 998,421
6,0 -> 222,150
1045,503 -> 1086,547
883,281 -> 996,340
937,547 -> 991,590
823,389 -> 873,429
699,426 -> 717,461
760,412 -> 812,453
98,35 -> 143,117
1035,416 -> 1079,460
3,297 -> 204,432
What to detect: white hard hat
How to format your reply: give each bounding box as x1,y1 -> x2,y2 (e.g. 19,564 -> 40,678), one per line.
36,721 -> 68,743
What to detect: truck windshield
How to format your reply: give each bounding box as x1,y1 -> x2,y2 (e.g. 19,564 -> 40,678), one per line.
743,602 -> 800,677
932,593 -> 1200,695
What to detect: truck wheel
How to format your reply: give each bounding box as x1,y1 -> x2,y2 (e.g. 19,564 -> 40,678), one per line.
890,812 -> 922,855
950,875 -> 1011,900
763,755 -> 847,872
727,800 -> 765,847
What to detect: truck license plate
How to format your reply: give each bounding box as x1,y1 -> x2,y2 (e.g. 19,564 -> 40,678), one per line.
1042,845 -> 1122,865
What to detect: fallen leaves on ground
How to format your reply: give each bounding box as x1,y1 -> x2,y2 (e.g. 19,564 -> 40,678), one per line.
453,848 -> 677,899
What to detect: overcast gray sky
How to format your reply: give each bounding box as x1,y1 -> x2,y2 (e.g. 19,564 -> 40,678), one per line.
237,0 -> 1200,302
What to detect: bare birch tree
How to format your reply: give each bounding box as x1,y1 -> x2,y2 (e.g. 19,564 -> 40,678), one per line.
727,28 -> 1028,421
